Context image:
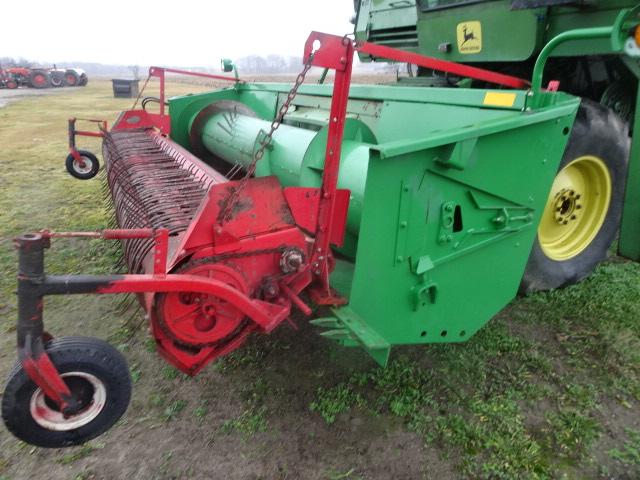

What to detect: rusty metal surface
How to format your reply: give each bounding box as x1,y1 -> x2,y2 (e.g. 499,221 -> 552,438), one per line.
102,128 -> 226,274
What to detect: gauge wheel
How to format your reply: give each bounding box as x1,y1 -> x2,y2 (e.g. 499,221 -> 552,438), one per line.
520,100 -> 629,294
66,150 -> 100,179
1,336 -> 132,448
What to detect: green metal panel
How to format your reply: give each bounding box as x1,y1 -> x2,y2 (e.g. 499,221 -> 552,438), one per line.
328,94 -> 577,363
167,82 -> 579,364
618,78 -> 640,260
545,3 -> 637,56
415,1 -> 543,62
355,0 -> 419,51
355,0 -> 638,62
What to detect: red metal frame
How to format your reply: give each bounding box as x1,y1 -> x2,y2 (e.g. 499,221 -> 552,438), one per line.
148,66 -> 242,135
68,117 -> 107,164
23,32 -> 534,411
355,39 -> 530,89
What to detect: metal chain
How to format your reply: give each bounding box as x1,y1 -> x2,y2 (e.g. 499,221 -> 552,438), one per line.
217,54 -> 315,223
130,73 -> 151,111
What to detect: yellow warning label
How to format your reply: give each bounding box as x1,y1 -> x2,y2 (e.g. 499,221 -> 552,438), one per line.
483,92 -> 517,108
457,21 -> 482,54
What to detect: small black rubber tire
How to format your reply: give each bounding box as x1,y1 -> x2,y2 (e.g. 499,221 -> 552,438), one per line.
519,100 -> 630,294
1,336 -> 131,448
50,71 -> 64,88
79,74 -> 88,87
66,150 -> 100,179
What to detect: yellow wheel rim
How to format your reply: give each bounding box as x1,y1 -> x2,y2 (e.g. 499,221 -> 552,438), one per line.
538,155 -> 611,261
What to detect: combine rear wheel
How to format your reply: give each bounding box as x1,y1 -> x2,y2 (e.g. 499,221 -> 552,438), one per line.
520,100 -> 629,293
1,337 -> 132,448
29,70 -> 50,88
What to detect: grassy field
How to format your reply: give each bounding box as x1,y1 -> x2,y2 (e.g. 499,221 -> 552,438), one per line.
0,79 -> 639,479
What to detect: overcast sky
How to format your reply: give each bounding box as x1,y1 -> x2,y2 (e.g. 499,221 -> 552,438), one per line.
4,0 -> 356,66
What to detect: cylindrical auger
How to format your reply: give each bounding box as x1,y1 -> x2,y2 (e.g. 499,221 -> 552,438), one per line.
196,106 -> 375,237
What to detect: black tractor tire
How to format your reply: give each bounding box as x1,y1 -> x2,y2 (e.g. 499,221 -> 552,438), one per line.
29,70 -> 50,89
1,337 -> 132,448
520,100 -> 629,294
6,79 -> 18,89
65,150 -> 100,179
65,70 -> 79,87
50,71 -> 64,88
79,73 -> 88,86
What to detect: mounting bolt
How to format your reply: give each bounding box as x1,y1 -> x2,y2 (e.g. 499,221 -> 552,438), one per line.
396,256 -> 404,262
439,235 -> 447,243
280,248 -> 305,273
446,235 -> 453,242
400,221 -> 407,229
445,203 -> 454,212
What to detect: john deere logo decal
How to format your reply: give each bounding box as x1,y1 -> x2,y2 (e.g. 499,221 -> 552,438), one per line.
457,21 -> 482,54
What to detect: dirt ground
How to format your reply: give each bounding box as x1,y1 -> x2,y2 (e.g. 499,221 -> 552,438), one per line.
0,79 -> 639,480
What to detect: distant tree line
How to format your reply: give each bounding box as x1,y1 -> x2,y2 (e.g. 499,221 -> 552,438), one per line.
0,54 -> 394,76
0,57 -> 34,68
235,55 -> 304,74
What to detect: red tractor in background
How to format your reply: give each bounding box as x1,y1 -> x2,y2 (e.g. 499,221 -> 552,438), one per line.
0,69 -> 18,89
6,67 -> 51,88
0,66 -> 88,89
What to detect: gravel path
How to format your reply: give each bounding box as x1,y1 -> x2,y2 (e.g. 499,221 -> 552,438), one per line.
0,86 -> 80,108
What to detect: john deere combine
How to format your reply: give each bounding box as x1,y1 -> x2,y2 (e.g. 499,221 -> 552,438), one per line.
2,6 -> 639,449
355,0 -> 640,292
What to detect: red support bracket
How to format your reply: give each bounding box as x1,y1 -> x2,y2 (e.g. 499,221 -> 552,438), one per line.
68,117 -> 107,162
147,66 -> 242,135
355,40 -> 530,89
301,33 -> 355,305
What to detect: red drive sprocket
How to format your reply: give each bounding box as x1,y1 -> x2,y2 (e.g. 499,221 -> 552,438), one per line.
157,263 -> 248,346
153,261 -> 255,374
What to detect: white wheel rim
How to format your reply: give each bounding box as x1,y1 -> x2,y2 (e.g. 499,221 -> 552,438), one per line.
73,156 -> 93,175
29,372 -> 106,431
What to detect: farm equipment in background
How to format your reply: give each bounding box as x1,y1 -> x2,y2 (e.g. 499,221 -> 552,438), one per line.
64,68 -> 88,87
2,7 -> 639,448
0,66 -> 88,89
0,69 -> 18,89
6,67 -> 50,88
